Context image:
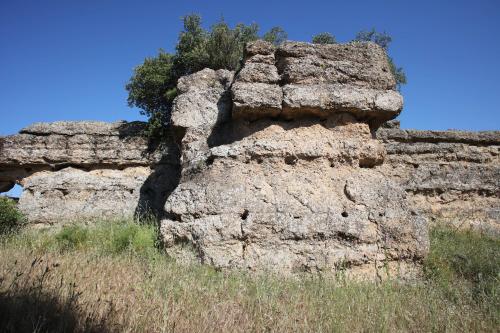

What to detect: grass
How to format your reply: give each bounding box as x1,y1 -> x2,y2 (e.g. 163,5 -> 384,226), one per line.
0,221 -> 498,332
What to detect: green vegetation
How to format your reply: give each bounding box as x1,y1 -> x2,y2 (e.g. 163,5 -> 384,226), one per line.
425,226 -> 499,300
127,15 -> 407,138
0,220 -> 498,332
8,220 -> 158,257
0,196 -> 24,235
312,32 -> 336,44
126,14 -> 286,137
354,28 -> 407,88
263,26 -> 288,46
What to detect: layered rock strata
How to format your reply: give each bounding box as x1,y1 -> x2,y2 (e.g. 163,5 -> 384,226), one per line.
377,123 -> 500,235
1,39 -> 496,276
0,121 -> 179,224
160,41 -> 428,278
232,40 -> 403,125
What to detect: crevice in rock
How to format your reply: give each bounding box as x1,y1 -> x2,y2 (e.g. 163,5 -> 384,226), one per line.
240,209 -> 249,220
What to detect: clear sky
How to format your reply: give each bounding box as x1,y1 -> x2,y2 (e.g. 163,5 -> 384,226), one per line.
1,0 -> 499,137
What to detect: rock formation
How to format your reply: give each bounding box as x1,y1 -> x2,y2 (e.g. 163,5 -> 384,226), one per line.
1,40 -> 498,278
0,121 -> 179,224
377,122 -> 500,235
160,41 -> 428,278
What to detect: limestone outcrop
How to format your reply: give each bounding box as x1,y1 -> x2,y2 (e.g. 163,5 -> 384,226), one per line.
377,124 -> 500,234
160,41 -> 427,278
1,40 -> 498,278
232,41 -> 403,125
0,121 -> 179,224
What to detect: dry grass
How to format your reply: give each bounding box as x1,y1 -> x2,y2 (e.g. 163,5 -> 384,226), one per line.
0,221 -> 498,332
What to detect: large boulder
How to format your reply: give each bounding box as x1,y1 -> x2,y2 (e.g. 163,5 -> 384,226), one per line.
160,41 -> 428,279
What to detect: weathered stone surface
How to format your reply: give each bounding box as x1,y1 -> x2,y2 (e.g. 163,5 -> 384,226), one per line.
377,127 -> 500,234
277,41 -> 396,90
156,42 -> 429,278
231,40 -> 402,123
282,84 -> 403,120
231,82 -> 283,120
19,167 -> 150,224
236,62 -> 280,84
244,39 -> 276,56
9,39 -> 500,280
161,114 -> 428,278
0,121 -> 180,223
171,68 -> 234,172
0,121 -> 165,167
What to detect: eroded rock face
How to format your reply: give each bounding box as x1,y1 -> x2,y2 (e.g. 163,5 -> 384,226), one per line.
171,68 -> 234,173
232,41 -> 403,125
160,41 -> 428,279
377,126 -> 500,235
0,121 -> 179,224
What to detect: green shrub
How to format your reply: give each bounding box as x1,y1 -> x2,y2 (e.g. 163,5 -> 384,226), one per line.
49,220 -> 158,257
424,226 -> 500,299
126,14 -> 286,136
55,225 -> 89,250
312,32 -> 336,44
0,197 -> 24,234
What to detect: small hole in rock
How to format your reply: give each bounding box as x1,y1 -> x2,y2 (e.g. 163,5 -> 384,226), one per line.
284,155 -> 298,165
240,209 -> 249,220
341,211 -> 348,218
205,156 -> 215,166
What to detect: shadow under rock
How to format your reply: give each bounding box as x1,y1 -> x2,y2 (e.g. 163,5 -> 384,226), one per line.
134,128 -> 182,222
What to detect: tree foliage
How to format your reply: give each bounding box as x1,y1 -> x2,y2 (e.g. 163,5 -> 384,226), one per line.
0,197 -> 24,234
263,27 -> 288,46
354,28 -> 406,89
127,17 -> 408,137
126,14 -> 285,135
312,32 -> 336,44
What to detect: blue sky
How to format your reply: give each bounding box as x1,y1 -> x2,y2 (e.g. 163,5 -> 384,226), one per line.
1,0 -> 499,137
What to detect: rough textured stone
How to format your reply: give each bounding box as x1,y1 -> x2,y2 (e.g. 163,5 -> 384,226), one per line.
244,40 -> 276,56
6,40 -> 498,280
377,127 -> 500,235
0,121 -> 179,224
170,68 -> 234,172
231,40 -> 402,123
277,41 -> 396,90
231,82 -> 283,120
282,84 -> 403,120
19,167 -> 151,224
161,112 -> 428,278
155,42 -> 430,278
0,121 -> 165,167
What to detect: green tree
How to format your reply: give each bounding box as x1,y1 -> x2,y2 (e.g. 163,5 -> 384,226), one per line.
354,28 -> 406,89
312,32 -> 336,44
126,14 -> 287,136
173,14 -> 209,77
126,51 -> 176,137
205,21 -> 259,71
263,26 -> 288,46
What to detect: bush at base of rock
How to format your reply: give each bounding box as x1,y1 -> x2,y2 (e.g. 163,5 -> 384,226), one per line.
0,197 -> 24,234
